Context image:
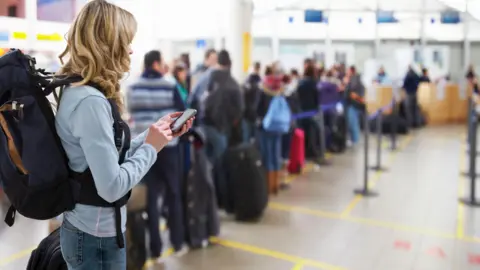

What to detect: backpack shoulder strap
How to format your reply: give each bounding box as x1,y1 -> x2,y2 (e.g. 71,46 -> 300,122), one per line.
108,99 -> 130,164
83,81 -> 131,164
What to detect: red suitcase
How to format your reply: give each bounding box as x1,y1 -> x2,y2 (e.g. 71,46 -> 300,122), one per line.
287,128 -> 305,174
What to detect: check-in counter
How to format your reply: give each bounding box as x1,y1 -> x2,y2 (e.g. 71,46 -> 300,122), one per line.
450,84 -> 470,123
366,85 -> 394,114
417,82 -> 467,125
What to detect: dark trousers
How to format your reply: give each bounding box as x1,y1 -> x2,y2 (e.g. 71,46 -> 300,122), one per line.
299,118 -> 321,160
145,146 -> 184,257
406,93 -> 419,128
281,131 -> 292,160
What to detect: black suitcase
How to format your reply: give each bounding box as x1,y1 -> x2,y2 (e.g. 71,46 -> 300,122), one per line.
126,211 -> 147,270
369,114 -> 409,135
324,112 -> 347,153
27,228 -> 67,270
224,143 -> 268,221
184,140 -> 220,249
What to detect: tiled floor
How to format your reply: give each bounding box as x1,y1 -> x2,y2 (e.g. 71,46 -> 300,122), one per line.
1,126 -> 479,270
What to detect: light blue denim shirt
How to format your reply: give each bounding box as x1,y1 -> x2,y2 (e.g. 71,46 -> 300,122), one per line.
55,85 -> 157,237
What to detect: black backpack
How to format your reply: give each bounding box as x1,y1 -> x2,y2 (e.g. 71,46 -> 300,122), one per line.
26,228 -> 67,270
204,70 -> 244,132
0,49 -> 130,248
242,77 -> 260,123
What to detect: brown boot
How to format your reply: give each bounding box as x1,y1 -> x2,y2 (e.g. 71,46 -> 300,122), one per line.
272,171 -> 280,195
267,171 -> 274,195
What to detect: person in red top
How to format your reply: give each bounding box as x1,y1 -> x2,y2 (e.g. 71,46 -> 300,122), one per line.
256,66 -> 285,194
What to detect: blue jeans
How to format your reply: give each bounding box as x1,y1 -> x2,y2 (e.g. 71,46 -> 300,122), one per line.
60,219 -> 126,270
203,125 -> 228,166
281,131 -> 292,160
347,106 -> 361,144
259,130 -> 282,171
203,125 -> 229,208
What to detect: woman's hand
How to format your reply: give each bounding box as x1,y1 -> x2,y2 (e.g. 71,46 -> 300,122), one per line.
157,112 -> 184,125
145,120 -> 173,152
173,117 -> 194,138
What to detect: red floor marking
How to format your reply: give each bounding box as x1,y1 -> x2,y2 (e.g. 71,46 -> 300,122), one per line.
426,247 -> 446,258
393,240 -> 411,251
468,254 -> 480,265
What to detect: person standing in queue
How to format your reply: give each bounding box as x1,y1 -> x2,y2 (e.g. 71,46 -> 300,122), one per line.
343,66 -> 365,146
127,50 -> 190,263
55,1 -> 192,269
402,65 -> 421,127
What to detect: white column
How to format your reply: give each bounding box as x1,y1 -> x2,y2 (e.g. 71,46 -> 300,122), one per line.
25,0 -> 37,50
419,0 -> 427,63
463,13 -> 471,71
214,9 -> 224,50
224,0 -> 253,81
271,12 -> 280,61
157,40 -> 174,65
325,12 -> 333,67
374,1 -> 380,59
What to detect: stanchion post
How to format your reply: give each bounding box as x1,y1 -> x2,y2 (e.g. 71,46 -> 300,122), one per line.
370,112 -> 388,171
460,110 -> 480,206
462,99 -> 480,177
467,96 -> 472,145
317,108 -> 331,165
464,97 -> 480,156
390,100 -> 398,151
354,110 -> 378,197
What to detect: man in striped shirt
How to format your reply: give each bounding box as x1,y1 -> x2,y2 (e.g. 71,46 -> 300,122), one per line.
127,50 -> 188,262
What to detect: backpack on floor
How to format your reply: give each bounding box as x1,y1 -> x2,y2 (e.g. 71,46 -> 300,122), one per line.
0,50 -> 130,247
262,95 -> 292,134
27,228 -> 67,270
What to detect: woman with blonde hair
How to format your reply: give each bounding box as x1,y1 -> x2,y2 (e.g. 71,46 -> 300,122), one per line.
55,1 -> 192,269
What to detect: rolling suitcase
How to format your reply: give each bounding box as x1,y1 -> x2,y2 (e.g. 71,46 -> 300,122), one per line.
183,130 -> 220,249
126,185 -> 147,270
224,143 -> 268,221
287,128 -> 305,174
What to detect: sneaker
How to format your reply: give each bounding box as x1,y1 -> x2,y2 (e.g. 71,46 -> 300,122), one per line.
155,256 -> 168,264
346,140 -> 353,147
174,246 -> 189,258
201,239 -> 209,248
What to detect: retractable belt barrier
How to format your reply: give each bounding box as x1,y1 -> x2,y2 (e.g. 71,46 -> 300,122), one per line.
289,98 -> 401,196
291,103 -> 337,166
460,96 -> 480,207
354,98 -> 396,197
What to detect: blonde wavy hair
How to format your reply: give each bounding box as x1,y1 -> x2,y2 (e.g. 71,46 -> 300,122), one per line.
58,0 -> 137,109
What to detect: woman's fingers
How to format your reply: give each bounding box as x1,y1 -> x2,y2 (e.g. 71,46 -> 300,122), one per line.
164,129 -> 172,137
169,111 -> 184,117
158,122 -> 171,130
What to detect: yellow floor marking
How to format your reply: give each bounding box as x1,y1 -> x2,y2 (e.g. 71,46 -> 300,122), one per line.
291,261 -> 306,270
211,237 -> 346,270
269,202 -> 468,242
456,143 -> 466,239
142,248 -> 174,270
340,134 -> 413,216
285,163 -> 314,184
0,245 -> 36,267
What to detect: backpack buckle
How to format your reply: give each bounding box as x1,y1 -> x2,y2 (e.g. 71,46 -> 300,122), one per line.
11,102 -> 24,120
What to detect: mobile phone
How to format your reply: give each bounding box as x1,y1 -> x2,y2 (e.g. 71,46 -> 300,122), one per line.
170,109 -> 197,133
